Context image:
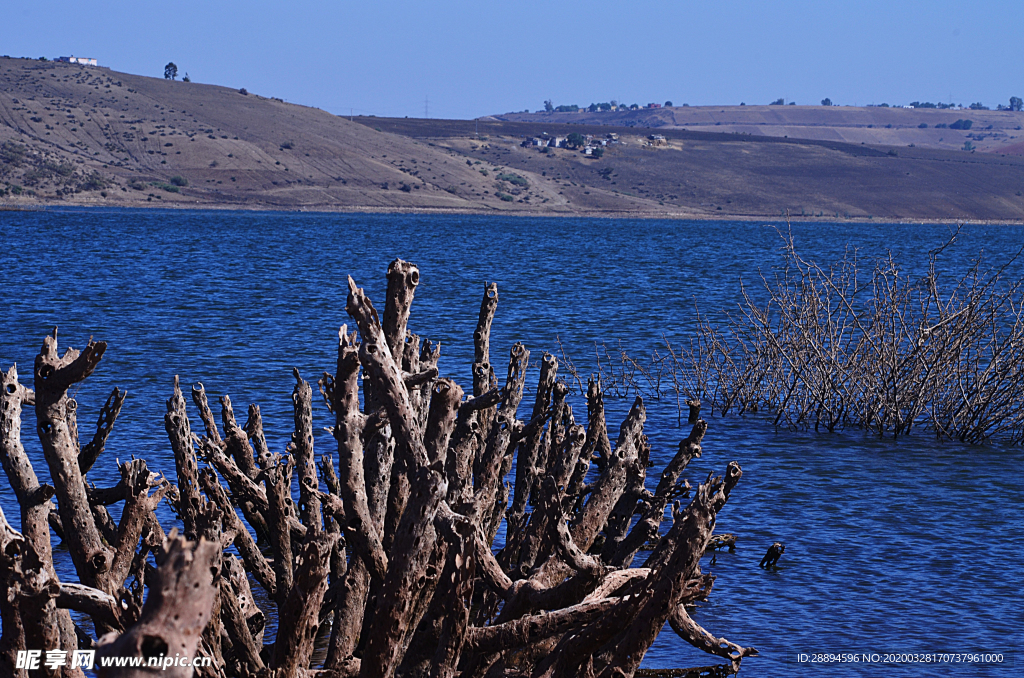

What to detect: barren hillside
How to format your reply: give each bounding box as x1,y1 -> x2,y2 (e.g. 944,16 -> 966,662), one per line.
357,117 -> 1024,221
0,57 -> 592,213
493,105 -> 1024,154
2,57 -> 1023,221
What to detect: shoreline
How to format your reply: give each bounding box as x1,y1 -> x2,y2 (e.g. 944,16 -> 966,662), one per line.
3,199 -> 1021,225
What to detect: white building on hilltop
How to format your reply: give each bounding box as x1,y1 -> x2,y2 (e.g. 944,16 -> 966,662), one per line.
56,56 -> 98,66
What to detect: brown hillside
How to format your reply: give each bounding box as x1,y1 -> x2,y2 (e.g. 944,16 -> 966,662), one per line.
0,57 -> 579,212
357,117 -> 1024,222
2,57 -> 1023,221
494,105 -> 1024,154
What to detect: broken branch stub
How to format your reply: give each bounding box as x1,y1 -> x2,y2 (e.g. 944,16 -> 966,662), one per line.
34,332 -> 115,596
97,536 -> 219,678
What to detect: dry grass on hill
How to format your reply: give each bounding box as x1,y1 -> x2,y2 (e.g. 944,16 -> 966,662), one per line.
362,117 -> 1024,221
2,57 -> 1023,221
494,104 -> 1024,155
0,57 -> 557,212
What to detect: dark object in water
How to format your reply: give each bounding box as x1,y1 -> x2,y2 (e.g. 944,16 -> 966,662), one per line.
687,398 -> 701,423
706,533 -> 737,552
760,541 -> 786,569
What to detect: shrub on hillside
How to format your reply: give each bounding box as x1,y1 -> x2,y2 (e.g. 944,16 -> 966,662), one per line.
949,119 -> 973,130
77,172 -> 108,192
496,173 -> 528,187
0,141 -> 27,169
169,175 -> 188,187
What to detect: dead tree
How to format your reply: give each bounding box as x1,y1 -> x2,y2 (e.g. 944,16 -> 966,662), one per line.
0,260 -> 755,678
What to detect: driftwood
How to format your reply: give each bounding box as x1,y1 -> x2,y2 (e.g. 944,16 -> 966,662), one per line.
0,260 -> 755,678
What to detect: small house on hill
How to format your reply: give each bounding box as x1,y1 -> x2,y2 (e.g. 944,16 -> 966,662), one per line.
56,56 -> 98,66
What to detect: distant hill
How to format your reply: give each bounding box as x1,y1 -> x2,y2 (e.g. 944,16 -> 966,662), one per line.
355,117 -> 1024,222
0,57 -> 556,212
492,105 -> 1024,154
2,57 -> 1023,221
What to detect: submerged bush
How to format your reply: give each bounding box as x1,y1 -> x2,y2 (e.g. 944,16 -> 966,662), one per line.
584,228 -> 1024,443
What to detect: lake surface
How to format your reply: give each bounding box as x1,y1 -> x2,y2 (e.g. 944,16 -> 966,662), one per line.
1,208 -> 1021,676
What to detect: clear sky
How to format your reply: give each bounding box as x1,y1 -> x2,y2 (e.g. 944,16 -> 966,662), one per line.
3,1 -> 1022,119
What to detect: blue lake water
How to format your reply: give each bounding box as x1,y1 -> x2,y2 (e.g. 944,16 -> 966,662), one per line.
1,208 -> 1021,676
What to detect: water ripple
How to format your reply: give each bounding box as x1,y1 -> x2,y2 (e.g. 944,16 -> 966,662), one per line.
1,208 -> 1021,676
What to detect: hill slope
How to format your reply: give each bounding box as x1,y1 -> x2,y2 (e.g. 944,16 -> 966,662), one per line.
356,117 -> 1024,221
492,105 -> 1024,154
0,57 -> 577,212
2,57 -> 1023,221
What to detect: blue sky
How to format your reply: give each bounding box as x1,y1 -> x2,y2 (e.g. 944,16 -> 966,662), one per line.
2,1 -> 1021,118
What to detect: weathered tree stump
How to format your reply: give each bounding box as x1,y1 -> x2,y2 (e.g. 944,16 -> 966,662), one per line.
0,261 -> 756,678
